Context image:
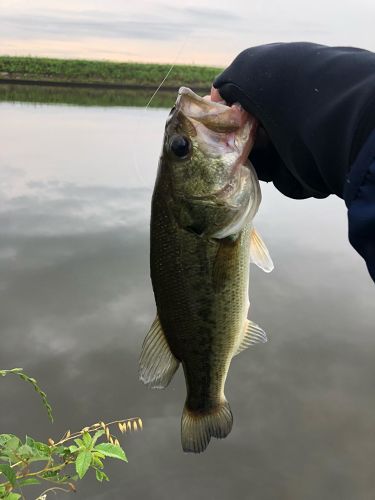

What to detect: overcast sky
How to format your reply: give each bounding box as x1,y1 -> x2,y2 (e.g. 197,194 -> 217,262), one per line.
1,0 -> 375,65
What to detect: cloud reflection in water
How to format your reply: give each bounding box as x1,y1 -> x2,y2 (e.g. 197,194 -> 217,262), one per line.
0,103 -> 374,500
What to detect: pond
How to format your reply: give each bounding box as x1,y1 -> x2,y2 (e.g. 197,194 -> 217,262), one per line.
0,89 -> 374,500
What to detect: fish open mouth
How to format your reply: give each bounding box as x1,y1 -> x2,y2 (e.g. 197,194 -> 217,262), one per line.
174,87 -> 258,139
175,86 -> 257,168
176,87 -> 256,134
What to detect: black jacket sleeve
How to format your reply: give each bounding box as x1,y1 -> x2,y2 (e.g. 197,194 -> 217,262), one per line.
213,42 -> 375,199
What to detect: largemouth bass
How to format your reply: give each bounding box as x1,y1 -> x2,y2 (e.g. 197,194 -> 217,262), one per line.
139,87 -> 273,453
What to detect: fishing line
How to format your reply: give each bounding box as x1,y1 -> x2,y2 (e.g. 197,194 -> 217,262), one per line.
132,33 -> 190,186
145,35 -> 189,109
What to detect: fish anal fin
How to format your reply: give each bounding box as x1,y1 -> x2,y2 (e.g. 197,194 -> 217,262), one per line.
235,320 -> 267,355
250,228 -> 274,273
181,400 -> 233,453
139,315 -> 179,389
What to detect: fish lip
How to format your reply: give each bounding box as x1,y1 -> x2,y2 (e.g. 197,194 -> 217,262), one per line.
175,87 -> 255,131
177,87 -> 229,111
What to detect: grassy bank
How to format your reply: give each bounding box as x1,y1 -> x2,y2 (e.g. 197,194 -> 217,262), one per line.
0,56 -> 221,90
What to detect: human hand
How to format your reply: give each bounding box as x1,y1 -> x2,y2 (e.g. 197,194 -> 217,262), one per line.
211,42 -> 375,200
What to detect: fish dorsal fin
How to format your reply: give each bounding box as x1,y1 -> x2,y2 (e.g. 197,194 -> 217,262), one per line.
235,320 -> 267,355
139,315 -> 180,389
250,228 -> 274,273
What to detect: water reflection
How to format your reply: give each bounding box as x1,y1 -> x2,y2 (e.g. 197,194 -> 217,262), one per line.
0,83 -> 177,108
0,99 -> 374,500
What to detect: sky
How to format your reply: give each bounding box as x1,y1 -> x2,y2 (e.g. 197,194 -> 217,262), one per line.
1,0 -> 375,66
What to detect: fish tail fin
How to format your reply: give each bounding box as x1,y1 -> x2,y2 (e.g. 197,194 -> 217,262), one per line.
181,400 -> 233,453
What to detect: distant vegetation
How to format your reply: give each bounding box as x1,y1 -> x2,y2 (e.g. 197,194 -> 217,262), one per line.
0,56 -> 221,91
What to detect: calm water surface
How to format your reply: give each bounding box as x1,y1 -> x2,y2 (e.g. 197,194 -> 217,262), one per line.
0,100 -> 374,500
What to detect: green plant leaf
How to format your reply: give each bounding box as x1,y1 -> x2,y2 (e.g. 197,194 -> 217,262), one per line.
0,464 -> 16,486
41,470 -> 59,480
82,432 -> 92,449
0,368 -> 23,377
4,493 -> 21,500
28,440 -> 51,459
25,436 -> 35,447
74,438 -> 84,448
95,469 -> 109,482
91,455 -> 104,469
52,445 -> 65,455
17,444 -> 33,459
4,437 -> 20,452
91,430 -> 105,447
17,478 -> 40,486
75,450 -> 92,479
0,435 -> 16,447
94,443 -> 127,462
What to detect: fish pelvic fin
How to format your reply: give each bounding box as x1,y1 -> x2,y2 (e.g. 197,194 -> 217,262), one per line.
181,400 -> 233,453
250,228 -> 274,273
235,320 -> 268,356
139,315 -> 180,389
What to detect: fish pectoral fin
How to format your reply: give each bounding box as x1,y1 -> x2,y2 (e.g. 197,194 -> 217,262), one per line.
250,228 -> 274,273
139,315 -> 180,389
234,320 -> 268,355
212,237 -> 240,292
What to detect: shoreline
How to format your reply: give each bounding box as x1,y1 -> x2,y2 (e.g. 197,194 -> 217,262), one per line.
0,77 -> 208,93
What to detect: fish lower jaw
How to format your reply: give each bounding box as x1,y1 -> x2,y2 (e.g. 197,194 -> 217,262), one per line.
177,185 -> 238,206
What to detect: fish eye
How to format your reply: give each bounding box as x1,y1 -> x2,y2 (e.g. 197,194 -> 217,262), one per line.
170,135 -> 191,158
